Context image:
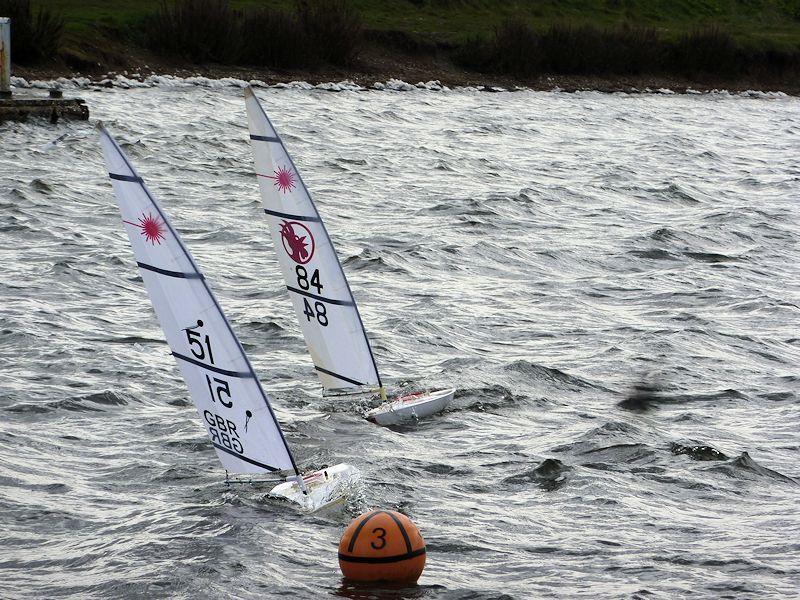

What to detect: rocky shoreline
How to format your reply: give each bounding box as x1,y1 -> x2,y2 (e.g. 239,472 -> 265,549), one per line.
10,67 -> 795,98
10,37 -> 799,97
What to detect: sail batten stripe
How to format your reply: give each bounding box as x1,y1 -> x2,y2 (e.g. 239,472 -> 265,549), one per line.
212,443 -> 280,472
314,366 -> 365,387
172,352 -> 253,378
137,262 -> 203,279
286,286 -> 355,306
250,134 -> 281,143
263,209 -> 321,222
109,173 -> 143,183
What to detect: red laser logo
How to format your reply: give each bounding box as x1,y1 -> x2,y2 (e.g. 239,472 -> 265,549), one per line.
123,212 -> 166,245
260,165 -> 296,193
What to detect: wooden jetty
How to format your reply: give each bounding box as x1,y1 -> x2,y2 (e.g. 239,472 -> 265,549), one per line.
0,92 -> 90,123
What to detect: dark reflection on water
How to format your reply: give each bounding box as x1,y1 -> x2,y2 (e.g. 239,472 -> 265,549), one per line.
0,85 -> 798,599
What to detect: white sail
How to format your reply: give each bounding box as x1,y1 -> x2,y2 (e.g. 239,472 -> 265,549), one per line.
98,123 -> 299,476
244,87 -> 382,394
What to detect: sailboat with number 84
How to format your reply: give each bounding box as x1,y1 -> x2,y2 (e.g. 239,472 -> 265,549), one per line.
243,87 -> 455,426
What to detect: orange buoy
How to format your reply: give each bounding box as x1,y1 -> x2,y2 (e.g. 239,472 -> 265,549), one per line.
338,510 -> 426,582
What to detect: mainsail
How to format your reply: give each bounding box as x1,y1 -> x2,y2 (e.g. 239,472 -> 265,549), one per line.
98,123 -> 299,476
244,87 -> 382,394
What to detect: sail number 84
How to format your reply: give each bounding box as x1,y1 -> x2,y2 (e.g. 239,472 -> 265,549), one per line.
296,266 -> 328,327
296,265 -> 322,293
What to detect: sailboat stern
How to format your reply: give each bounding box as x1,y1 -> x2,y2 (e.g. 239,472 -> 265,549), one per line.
269,463 -> 361,513
365,388 -> 456,426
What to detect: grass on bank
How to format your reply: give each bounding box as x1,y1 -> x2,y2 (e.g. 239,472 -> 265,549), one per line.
457,20 -> 800,78
30,0 -> 800,48
141,0 -> 362,66
5,0 -> 800,79
0,0 -> 64,62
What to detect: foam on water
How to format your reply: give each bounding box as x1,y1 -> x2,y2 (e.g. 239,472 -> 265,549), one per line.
10,74 -> 794,98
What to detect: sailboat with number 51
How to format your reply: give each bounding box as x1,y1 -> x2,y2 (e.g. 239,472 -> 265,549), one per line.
98,122 -> 359,512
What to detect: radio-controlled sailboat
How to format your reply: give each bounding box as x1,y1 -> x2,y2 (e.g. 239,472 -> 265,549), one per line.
243,87 -> 455,426
98,123 -> 359,511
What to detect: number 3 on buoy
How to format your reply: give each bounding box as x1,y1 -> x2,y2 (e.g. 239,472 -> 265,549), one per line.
338,510 -> 426,582
370,527 -> 387,550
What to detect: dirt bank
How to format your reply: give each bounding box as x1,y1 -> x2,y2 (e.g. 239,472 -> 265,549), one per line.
12,36 -> 799,95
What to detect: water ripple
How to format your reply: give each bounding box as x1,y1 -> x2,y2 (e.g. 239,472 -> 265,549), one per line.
0,87 -> 798,598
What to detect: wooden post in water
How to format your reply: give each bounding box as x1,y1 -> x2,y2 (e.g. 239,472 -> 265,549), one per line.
0,17 -> 10,98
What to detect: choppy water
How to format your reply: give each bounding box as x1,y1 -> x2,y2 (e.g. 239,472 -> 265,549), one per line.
1,84 -> 799,599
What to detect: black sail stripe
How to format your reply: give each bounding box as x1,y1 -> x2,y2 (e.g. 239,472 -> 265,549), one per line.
212,443 -> 280,472
286,286 -> 355,306
338,548 -> 427,564
315,366 -> 365,387
250,134 -> 281,143
263,208 -> 321,223
137,262 -> 204,279
109,173 -> 143,183
172,352 -> 253,378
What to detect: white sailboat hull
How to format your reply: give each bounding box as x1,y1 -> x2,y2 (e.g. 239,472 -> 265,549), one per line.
269,463 -> 361,513
365,388 -> 456,426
